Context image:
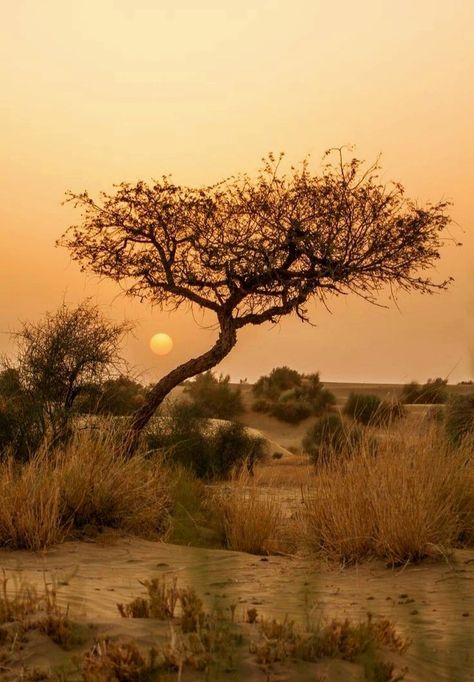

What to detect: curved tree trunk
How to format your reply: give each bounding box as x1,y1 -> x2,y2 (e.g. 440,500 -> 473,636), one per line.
122,319 -> 237,457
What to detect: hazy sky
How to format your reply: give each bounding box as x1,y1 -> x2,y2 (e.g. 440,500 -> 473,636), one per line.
1,0 -> 473,384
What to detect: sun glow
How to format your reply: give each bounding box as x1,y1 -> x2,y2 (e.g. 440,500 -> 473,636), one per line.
150,333 -> 173,356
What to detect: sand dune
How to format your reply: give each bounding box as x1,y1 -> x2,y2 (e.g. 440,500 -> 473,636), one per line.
1,537 -> 474,680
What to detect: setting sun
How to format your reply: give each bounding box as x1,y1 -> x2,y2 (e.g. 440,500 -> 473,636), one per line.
150,332 -> 173,356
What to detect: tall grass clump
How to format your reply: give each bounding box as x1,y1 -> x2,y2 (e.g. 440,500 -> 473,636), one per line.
302,414 -> 364,465
343,393 -> 405,426
212,472 -> 283,554
445,393 -> 474,446
0,424 -> 170,550
302,424 -> 474,565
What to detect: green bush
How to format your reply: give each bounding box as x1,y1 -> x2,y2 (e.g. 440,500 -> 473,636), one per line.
253,366 -> 301,400
253,368 -> 335,424
344,393 -> 404,426
270,399 -> 312,424
445,394 -> 474,446
183,371 -> 244,419
147,402 -> 266,479
343,394 -> 381,425
303,414 -> 363,465
251,398 -> 272,413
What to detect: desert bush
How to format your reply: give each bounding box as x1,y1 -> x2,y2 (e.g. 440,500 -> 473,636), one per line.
148,402 -> 266,479
251,398 -> 272,413
344,393 -> 404,426
0,426 -> 170,550
253,366 -> 301,400
445,393 -> 474,446
270,399 -> 312,424
253,368 -> 335,424
302,425 -> 474,564
183,370 -> 244,419
401,377 -> 448,404
303,414 -> 364,464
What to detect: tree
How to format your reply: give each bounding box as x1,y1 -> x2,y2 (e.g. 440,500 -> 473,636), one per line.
183,371 -> 244,419
60,150 -> 452,454
13,301 -> 130,445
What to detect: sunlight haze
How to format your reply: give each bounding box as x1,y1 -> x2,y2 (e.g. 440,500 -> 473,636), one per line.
1,0 -> 473,383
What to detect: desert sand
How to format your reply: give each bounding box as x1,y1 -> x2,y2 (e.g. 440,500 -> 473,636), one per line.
1,537 -> 473,680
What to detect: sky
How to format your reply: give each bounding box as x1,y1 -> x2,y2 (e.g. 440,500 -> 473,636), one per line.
1,0 -> 473,384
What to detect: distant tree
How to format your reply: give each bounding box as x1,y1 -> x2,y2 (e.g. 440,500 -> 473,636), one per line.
60,150 -> 452,455
9,301 -> 130,446
183,371 -> 243,420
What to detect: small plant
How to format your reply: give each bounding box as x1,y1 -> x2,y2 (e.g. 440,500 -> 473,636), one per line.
82,639 -> 159,682
117,577 -> 179,620
250,612 -> 409,679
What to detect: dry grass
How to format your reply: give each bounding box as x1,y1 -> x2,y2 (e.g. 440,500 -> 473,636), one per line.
255,453 -> 314,487
212,471 -> 284,554
302,424 -> 474,565
0,426 -> 170,550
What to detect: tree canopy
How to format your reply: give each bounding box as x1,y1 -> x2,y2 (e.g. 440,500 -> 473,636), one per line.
60,150 -> 452,453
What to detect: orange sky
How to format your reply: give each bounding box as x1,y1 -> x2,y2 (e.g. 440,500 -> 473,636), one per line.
1,0 -> 473,384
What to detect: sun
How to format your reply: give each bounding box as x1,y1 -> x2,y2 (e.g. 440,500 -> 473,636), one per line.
150,333 -> 173,356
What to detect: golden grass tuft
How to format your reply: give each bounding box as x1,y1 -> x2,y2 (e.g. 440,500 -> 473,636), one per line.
302,424 -> 474,565
0,425 -> 170,550
212,471 -> 283,555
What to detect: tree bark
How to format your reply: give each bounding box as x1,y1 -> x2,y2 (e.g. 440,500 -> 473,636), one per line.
122,318 -> 237,457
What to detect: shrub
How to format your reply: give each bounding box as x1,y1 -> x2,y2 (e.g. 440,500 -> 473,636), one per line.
251,398 -> 272,413
253,366 -> 301,400
344,393 -> 404,426
303,414 -> 363,464
183,371 -> 244,419
148,402 -> 266,479
270,399 -> 312,424
445,394 -> 474,446
0,426 -> 171,550
401,377 -> 448,404
253,368 -> 335,424
302,425 -> 474,564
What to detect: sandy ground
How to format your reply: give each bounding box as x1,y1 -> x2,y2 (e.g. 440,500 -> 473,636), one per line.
1,537 -> 474,680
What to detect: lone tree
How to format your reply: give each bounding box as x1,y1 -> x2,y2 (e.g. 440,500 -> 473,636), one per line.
60,150 -> 452,454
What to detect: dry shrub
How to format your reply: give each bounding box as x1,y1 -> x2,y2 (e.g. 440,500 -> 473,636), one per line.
212,472 -> 283,554
0,456 -> 64,550
302,424 -> 474,565
58,427 -> 170,537
0,425 -> 170,550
